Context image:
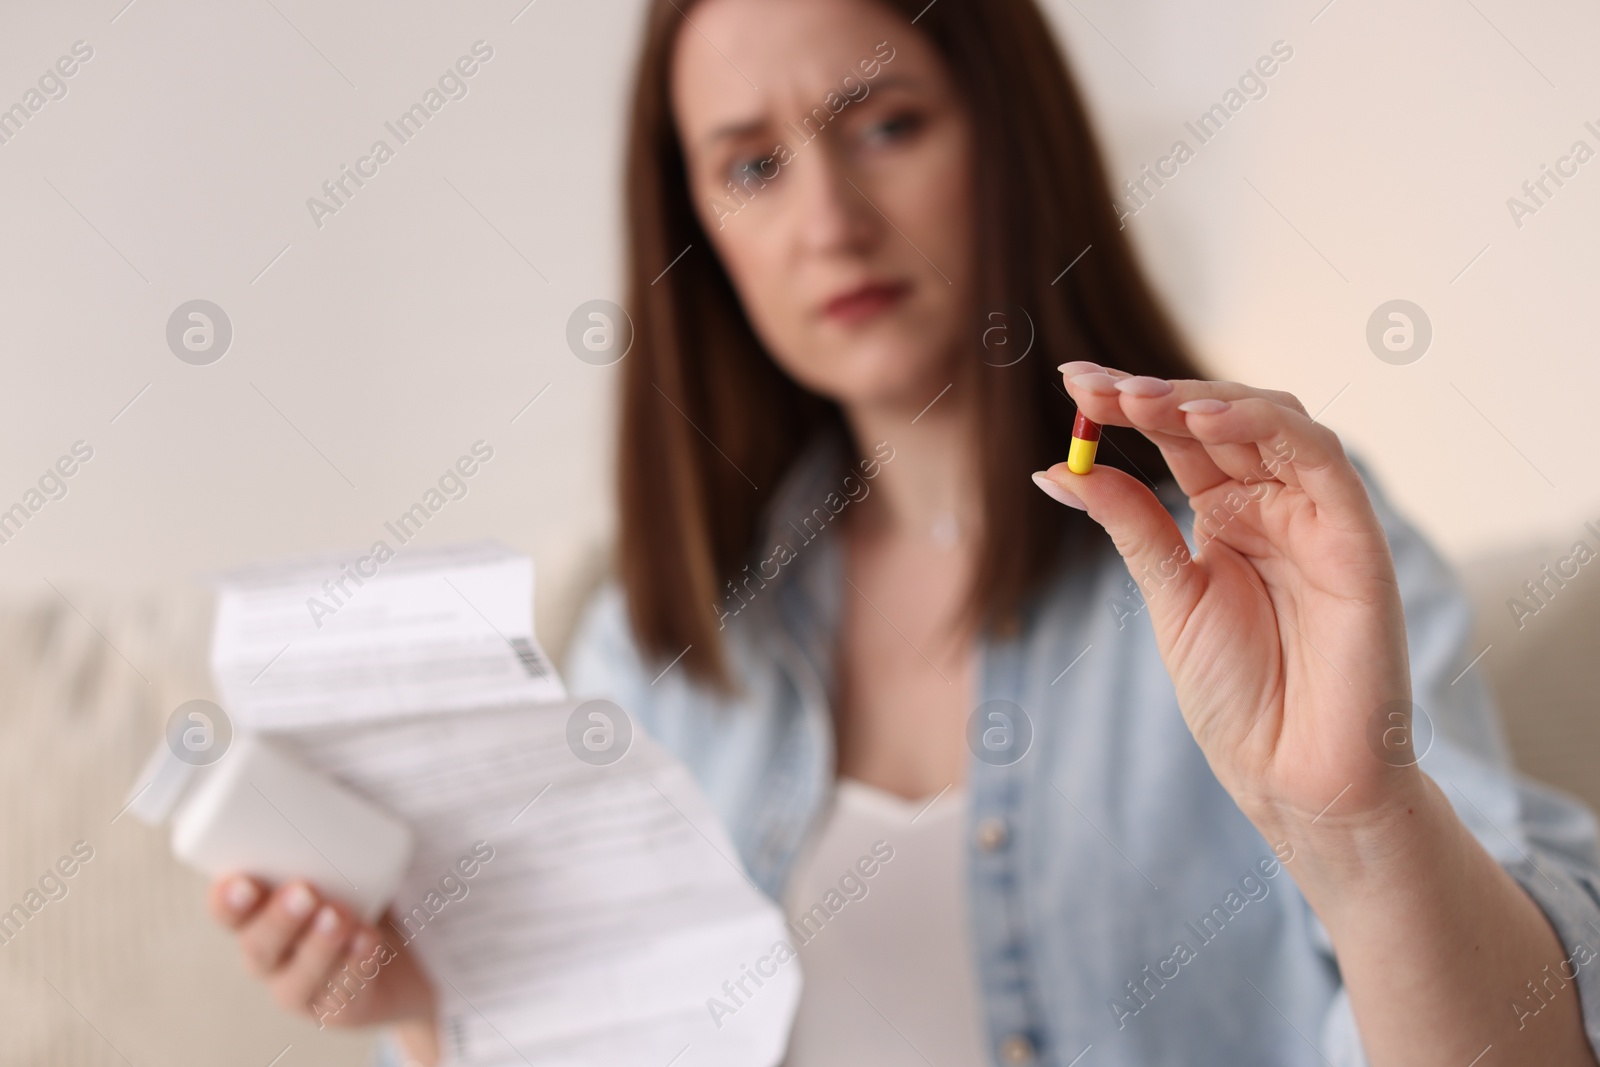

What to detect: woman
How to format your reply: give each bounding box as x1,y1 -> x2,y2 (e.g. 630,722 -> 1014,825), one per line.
209,0 -> 1600,1063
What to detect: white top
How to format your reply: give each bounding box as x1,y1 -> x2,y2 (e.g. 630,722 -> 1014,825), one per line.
781,778 -> 988,1066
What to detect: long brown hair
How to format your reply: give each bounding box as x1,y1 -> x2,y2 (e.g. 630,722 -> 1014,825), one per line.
617,0 -> 1203,690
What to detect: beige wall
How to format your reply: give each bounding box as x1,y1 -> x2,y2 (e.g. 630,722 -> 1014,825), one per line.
1072,0 -> 1600,573
1,0 -> 1597,653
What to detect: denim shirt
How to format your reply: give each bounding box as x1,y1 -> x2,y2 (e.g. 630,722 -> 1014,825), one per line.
556,426 -> 1600,1067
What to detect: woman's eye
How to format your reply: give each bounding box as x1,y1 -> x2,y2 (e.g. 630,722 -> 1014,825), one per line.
861,111 -> 922,147
727,155 -> 774,185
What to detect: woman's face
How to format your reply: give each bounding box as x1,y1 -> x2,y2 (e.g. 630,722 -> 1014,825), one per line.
669,0 -> 975,416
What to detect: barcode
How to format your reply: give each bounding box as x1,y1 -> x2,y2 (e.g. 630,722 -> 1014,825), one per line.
509,636 -> 551,679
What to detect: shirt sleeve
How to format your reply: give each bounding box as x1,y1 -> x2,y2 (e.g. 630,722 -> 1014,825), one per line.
1314,452 -> 1600,1062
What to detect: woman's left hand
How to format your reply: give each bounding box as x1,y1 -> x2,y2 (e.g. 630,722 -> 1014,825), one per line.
1034,363 -> 1422,839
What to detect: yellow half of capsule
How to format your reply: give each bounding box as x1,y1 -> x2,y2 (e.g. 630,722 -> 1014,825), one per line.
1067,436 -> 1098,475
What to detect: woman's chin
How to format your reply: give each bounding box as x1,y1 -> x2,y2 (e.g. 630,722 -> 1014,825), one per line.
821,374 -> 954,421
788,337 -> 948,412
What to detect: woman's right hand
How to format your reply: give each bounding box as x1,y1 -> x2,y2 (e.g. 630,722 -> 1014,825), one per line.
207,875 -> 440,1063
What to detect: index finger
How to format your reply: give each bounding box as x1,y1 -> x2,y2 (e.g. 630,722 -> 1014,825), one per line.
1062,369 -> 1308,442
1059,367 -> 1279,495
1062,367 -> 1372,521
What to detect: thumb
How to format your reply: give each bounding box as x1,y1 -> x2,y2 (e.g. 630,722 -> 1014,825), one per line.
1032,463 -> 1205,626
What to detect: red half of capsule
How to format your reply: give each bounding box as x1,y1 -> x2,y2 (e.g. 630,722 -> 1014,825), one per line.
1072,410 -> 1102,442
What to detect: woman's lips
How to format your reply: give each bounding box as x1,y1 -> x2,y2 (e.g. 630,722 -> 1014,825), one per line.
821,281 -> 911,324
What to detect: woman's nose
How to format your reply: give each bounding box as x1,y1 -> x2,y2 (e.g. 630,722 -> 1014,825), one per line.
790,139 -> 877,254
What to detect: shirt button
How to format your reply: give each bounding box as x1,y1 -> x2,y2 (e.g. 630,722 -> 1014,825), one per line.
999,1034 -> 1035,1064
975,816 -> 1009,852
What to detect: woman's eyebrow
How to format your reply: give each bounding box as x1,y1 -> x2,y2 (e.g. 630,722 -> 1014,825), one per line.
858,73 -> 921,93
699,74 -> 927,150
702,116 -> 769,151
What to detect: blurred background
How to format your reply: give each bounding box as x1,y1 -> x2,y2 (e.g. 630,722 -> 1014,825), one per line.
1,0 -> 1596,1063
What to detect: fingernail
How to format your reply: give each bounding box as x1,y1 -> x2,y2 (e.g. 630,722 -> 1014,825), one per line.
1057,360 -> 1101,376
283,883 -> 316,919
314,904 -> 341,937
225,878 -> 258,912
1177,398 -> 1231,414
1114,375 -> 1174,398
1068,372 -> 1121,395
1032,472 -> 1087,510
